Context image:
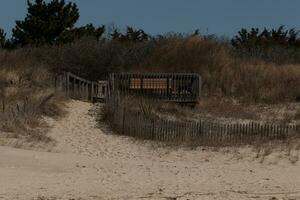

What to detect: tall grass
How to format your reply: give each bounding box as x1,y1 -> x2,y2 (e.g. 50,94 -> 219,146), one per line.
0,50 -> 66,142
1,34 -> 300,103
142,36 -> 300,103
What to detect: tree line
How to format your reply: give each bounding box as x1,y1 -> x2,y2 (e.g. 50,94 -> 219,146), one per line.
0,0 -> 149,49
231,26 -> 300,52
1,0 -> 300,53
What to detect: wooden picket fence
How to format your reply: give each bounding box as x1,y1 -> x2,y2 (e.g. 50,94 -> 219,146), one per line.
106,96 -> 300,146
55,72 -> 300,145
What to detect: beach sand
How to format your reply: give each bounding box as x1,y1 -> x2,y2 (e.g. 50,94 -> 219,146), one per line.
0,100 -> 299,200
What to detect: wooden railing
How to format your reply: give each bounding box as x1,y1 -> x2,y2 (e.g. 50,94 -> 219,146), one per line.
108,73 -> 201,103
54,72 -> 300,146
54,72 -> 106,102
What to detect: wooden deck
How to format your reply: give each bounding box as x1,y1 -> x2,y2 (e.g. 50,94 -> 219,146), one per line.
108,73 -> 202,103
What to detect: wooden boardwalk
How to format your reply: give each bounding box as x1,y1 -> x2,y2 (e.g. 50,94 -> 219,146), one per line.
54,72 -> 107,102
108,73 -> 201,103
56,72 -> 300,146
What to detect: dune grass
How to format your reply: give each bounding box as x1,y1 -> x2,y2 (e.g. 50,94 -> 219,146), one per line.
0,59 -> 66,142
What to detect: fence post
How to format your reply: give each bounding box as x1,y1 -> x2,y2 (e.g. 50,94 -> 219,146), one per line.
122,105 -> 126,135
151,118 -> 155,140
72,76 -> 75,98
66,72 -> 70,97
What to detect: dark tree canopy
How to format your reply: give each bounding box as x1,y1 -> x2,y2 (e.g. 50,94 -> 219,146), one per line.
0,28 -> 13,49
232,26 -> 300,51
111,27 -> 149,42
12,0 -> 79,46
59,24 -> 106,43
0,28 -> 6,48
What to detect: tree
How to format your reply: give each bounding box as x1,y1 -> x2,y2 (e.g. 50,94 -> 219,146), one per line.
59,24 -> 106,43
231,26 -> 300,51
0,28 -> 6,48
12,0 -> 79,46
0,28 -> 13,49
111,26 -> 149,42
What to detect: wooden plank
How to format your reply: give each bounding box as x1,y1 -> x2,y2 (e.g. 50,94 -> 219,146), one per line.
157,118 -> 161,141
241,124 -> 245,144
66,72 -> 70,96
233,123 -> 238,145
165,119 -> 168,142
177,121 -> 181,142
68,72 -> 92,84
226,124 -> 230,144
161,119 -> 165,141
196,121 -> 200,144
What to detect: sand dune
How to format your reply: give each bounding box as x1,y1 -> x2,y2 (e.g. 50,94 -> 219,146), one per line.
0,100 -> 299,200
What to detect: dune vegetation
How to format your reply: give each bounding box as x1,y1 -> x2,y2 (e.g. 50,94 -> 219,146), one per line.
0,0 -> 300,142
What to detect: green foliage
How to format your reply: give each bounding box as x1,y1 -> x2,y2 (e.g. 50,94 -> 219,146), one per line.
111,26 -> 149,42
59,24 -> 106,43
12,0 -> 79,46
0,28 -> 6,48
0,29 -> 13,49
232,26 -> 300,51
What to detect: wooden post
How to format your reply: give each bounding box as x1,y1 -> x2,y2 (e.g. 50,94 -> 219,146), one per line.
151,118 -> 155,140
72,76 -> 75,98
82,81 -> 85,100
79,81 -> 82,100
122,105 -> 126,135
84,83 -> 86,101
85,83 -> 89,101
91,82 -> 94,102
78,81 -> 81,99
66,72 -> 70,97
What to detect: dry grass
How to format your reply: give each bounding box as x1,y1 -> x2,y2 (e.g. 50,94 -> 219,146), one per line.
120,96 -> 300,126
196,97 -> 257,120
2,36 -> 300,103
102,96 -> 299,148
34,197 -> 58,200
0,62 -> 66,143
295,109 -> 300,120
1,35 -> 300,147
252,133 -> 300,164
142,36 -> 300,103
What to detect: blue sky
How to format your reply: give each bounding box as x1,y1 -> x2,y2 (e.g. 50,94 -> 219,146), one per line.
1,0 -> 300,37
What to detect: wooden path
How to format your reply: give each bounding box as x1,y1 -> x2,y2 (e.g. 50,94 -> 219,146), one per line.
54,72 -> 107,102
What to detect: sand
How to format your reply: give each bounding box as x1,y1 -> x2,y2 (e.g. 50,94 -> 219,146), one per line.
0,100 -> 300,200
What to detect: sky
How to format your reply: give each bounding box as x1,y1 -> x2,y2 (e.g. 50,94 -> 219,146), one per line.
1,0 -> 300,38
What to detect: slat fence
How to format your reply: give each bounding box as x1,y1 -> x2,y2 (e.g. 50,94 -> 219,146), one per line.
54,72 -> 300,146
106,95 -> 300,146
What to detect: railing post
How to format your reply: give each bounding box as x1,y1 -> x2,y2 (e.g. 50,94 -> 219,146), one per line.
91,82 -> 94,102
66,72 -> 70,97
